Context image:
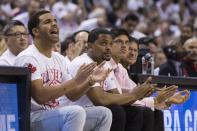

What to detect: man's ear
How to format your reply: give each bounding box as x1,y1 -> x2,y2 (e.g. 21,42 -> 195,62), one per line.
32,28 -> 39,37
3,36 -> 13,49
3,36 -> 10,47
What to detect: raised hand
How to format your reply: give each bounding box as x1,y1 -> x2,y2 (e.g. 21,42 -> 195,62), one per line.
166,90 -> 190,105
74,62 -> 97,84
142,77 -> 157,97
89,61 -> 112,85
144,77 -> 152,84
131,82 -> 155,101
154,85 -> 178,105
73,40 -> 84,57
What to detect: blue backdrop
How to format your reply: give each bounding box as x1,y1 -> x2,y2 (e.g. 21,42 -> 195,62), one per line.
0,83 -> 19,131
164,91 -> 197,131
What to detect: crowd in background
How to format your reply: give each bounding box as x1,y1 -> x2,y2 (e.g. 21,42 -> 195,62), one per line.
0,0 -> 196,77
0,1 -> 194,130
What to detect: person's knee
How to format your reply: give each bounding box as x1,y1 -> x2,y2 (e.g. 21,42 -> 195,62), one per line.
70,106 -> 86,119
108,105 -> 126,121
97,106 -> 112,122
61,105 -> 86,121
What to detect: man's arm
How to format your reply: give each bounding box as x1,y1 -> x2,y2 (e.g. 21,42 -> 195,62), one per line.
87,83 -> 153,106
15,55 -> 97,104
31,78 -> 79,104
87,86 -> 135,106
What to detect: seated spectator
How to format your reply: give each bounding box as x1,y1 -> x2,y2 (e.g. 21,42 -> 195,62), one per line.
182,37 -> 197,77
180,24 -> 194,44
62,30 -> 89,65
14,10 -> 112,131
154,50 -> 167,76
0,34 -> 6,56
0,21 -> 7,55
61,36 -> 76,66
52,40 -> 61,53
72,30 -> 89,55
159,39 -> 186,76
60,36 -> 75,57
121,13 -> 139,36
154,50 -> 167,69
0,20 -> 28,65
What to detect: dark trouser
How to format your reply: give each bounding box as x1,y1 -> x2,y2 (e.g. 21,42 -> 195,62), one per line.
107,105 -> 163,131
141,106 -> 154,131
154,109 -> 164,131
107,105 -> 145,131
123,106 -> 153,131
107,105 -> 126,131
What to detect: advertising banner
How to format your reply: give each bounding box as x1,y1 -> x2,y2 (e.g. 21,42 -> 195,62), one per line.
164,91 -> 197,131
0,83 -> 19,131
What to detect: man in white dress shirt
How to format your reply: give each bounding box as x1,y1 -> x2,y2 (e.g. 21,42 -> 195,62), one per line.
0,20 -> 28,66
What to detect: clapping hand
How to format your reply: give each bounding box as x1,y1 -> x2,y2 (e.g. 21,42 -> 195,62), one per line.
89,61 -> 112,85
73,40 -> 84,57
142,77 -> 157,97
166,89 -> 190,105
132,77 -> 157,100
74,62 -> 97,84
154,85 -> 178,105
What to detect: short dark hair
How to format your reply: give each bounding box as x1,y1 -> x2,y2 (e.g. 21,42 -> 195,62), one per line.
3,20 -> 25,36
88,28 -> 111,43
61,36 -> 74,55
129,36 -> 139,50
72,30 -> 89,43
28,10 -> 50,38
111,28 -> 130,39
123,13 -> 139,23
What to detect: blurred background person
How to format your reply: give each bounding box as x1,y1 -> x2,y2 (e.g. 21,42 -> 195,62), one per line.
121,13 -> 140,36
182,37 -> 197,77
52,0 -> 82,41
159,38 -> 186,76
0,19 -> 7,55
180,24 -> 194,45
72,30 -> 89,55
52,41 -> 61,53
154,50 -> 167,75
61,36 -> 75,64
13,0 -> 41,27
